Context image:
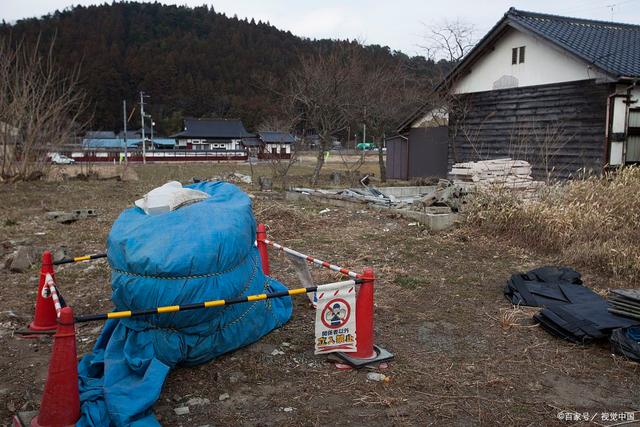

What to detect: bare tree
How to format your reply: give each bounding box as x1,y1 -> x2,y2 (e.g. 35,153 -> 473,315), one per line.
360,64 -> 423,182
0,36 -> 87,181
414,19 -> 477,164
257,116 -> 300,190
421,19 -> 477,63
286,46 -> 364,186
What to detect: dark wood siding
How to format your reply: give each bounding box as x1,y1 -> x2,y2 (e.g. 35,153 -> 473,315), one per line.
409,127 -> 449,178
448,80 -> 610,180
386,138 -> 409,180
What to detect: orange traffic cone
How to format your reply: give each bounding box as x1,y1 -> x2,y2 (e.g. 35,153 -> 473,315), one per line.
31,307 -> 80,427
28,252 -> 57,332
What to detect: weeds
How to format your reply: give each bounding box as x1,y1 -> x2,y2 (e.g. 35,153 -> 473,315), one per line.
393,275 -> 424,289
466,166 -> 640,283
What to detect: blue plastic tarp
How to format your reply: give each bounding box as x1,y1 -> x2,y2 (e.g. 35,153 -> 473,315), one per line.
77,182 -> 292,426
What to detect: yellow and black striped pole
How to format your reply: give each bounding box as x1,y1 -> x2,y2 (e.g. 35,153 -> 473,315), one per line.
53,253 -> 107,266
75,279 -> 359,323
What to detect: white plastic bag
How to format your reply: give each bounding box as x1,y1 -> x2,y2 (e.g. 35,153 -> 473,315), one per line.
134,181 -> 209,215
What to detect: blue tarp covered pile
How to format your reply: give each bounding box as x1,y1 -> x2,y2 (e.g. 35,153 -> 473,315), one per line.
77,182 -> 292,426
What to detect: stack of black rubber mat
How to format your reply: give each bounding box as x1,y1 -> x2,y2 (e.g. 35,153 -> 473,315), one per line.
534,301 -> 640,343
504,266 -> 640,343
608,289 -> 640,321
504,266 -> 588,306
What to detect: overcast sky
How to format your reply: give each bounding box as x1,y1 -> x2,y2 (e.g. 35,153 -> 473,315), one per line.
1,0 -> 639,55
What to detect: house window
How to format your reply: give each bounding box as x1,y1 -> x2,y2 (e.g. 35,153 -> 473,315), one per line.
512,46 -> 526,64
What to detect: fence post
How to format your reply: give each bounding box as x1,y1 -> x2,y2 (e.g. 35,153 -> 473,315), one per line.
256,223 -> 270,275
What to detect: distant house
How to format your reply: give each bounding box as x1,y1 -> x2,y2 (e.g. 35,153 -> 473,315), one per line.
117,127 -> 151,140
82,138 -> 141,149
171,118 -> 253,151
258,131 -> 295,156
399,8 -> 640,179
241,131 -> 295,159
152,138 -> 176,149
84,131 -> 117,139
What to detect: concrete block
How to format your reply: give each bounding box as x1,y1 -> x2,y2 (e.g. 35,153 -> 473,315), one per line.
8,246 -> 37,273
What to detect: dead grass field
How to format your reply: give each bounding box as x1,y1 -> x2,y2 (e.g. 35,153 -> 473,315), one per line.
1,161 -> 639,426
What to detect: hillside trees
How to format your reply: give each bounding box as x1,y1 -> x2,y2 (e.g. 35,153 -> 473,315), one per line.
0,2 -> 442,133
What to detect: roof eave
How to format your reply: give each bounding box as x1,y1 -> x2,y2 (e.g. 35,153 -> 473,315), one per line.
505,18 -> 618,80
435,12 -> 626,93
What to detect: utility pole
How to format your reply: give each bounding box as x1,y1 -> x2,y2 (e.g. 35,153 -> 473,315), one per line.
150,118 -> 154,149
139,91 -> 147,164
122,100 -> 128,164
363,106 -> 367,145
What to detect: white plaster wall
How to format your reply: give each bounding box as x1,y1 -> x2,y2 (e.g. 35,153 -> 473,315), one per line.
412,107 -> 449,128
608,85 -> 639,165
265,143 -> 290,153
611,85 -> 640,134
452,27 -> 608,94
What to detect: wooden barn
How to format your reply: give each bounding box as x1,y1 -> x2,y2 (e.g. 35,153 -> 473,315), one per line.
398,8 -> 640,180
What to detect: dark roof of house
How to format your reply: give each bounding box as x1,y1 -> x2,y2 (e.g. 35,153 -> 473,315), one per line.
172,118 -> 253,139
241,137 -> 262,147
258,131 -> 296,144
397,8 -> 640,134
117,128 -> 151,139
85,131 -> 116,139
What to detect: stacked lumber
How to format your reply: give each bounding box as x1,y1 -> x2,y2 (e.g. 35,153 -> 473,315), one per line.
449,158 -> 543,192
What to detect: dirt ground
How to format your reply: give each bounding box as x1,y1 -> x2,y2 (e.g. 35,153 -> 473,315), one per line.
1,162 -> 639,426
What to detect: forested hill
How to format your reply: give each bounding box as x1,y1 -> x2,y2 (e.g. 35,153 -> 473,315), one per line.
1,2 -> 439,134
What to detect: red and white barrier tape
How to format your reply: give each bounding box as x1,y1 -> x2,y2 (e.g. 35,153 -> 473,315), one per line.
44,273 -> 62,318
261,239 -> 361,279
315,280 -> 356,299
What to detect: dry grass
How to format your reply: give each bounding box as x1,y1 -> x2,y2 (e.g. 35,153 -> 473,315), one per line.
497,306 -> 539,329
466,166 -> 640,284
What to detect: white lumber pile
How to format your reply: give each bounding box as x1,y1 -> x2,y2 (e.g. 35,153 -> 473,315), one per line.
449,158 -> 543,192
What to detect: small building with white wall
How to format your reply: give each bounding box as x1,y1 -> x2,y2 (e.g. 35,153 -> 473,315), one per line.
399,8 -> 640,179
172,118 -> 252,151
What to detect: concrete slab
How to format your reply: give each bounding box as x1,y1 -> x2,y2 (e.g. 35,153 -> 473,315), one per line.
285,191 -> 459,231
377,186 -> 435,198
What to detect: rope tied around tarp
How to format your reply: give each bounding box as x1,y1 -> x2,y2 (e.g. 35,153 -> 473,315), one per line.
110,251 -> 251,280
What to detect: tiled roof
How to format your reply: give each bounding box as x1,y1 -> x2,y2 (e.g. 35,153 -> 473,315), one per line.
508,8 -> 640,78
172,118 -> 253,139
258,131 -> 296,144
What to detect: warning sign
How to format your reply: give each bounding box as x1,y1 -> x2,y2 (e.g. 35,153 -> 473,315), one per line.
314,286 -> 356,354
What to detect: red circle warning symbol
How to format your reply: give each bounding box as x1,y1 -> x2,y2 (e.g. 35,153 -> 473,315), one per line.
320,298 -> 351,329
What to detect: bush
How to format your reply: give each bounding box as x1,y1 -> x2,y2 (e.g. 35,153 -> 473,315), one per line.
466,166 -> 640,283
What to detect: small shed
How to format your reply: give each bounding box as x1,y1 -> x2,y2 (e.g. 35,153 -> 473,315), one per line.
385,126 -> 449,180
385,135 -> 409,180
